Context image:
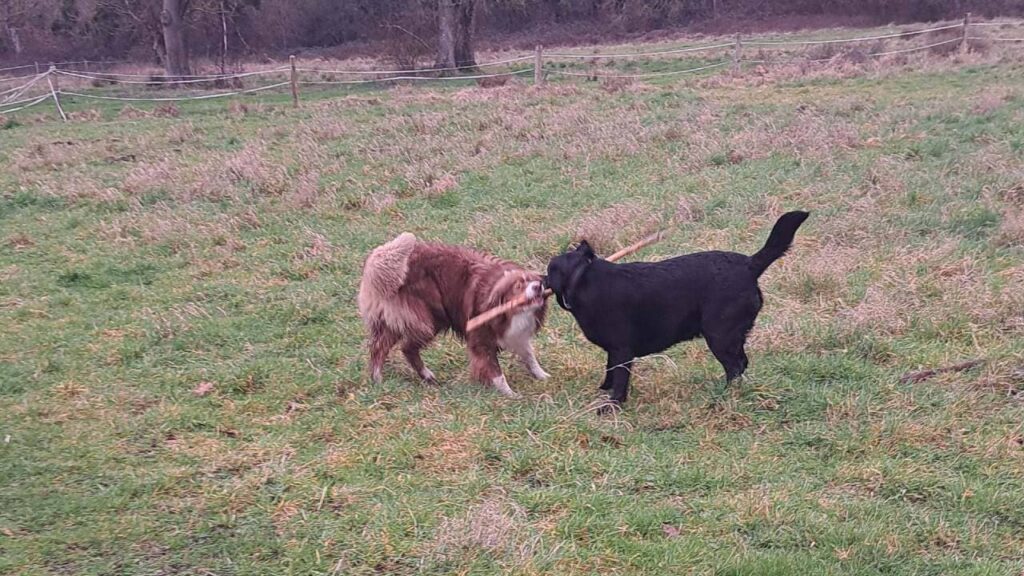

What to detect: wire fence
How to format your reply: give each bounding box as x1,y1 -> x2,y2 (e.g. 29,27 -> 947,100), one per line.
1,16 -> 1021,120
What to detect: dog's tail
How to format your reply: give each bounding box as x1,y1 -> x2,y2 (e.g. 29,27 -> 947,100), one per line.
749,211 -> 809,277
357,232 -> 417,318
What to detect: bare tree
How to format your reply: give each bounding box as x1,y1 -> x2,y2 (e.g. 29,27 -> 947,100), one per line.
188,0 -> 257,75
453,0 -> 475,68
161,0 -> 190,77
435,0 -> 476,72
0,0 -> 31,56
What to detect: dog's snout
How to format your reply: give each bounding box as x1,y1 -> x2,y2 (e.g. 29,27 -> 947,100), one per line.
526,280 -> 542,298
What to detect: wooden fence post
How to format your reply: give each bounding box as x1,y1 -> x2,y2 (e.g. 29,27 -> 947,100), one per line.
960,12 -> 971,55
733,34 -> 742,72
534,45 -> 544,86
34,62 -> 39,74
290,55 -> 299,108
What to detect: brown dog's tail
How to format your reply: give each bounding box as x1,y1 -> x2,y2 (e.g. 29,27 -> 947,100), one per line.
749,211 -> 809,277
357,232 -> 417,318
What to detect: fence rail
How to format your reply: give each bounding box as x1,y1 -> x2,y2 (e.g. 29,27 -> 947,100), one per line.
1,15 -> 1019,120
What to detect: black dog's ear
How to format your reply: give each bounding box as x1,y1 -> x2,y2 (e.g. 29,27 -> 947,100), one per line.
576,240 -> 595,262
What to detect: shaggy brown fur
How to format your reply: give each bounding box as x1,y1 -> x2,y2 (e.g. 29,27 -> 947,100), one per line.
358,233 -> 549,397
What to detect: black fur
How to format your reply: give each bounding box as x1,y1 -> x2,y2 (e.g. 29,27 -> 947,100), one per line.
545,211 -> 809,411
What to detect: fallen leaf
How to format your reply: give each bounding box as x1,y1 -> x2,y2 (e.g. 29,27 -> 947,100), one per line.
662,524 -> 680,538
193,381 -> 215,396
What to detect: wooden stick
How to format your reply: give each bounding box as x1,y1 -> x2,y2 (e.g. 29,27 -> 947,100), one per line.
466,229 -> 667,333
607,229 -> 666,261
46,68 -> 66,123
899,359 -> 984,385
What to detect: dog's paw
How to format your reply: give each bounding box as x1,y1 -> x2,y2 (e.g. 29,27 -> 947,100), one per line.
420,368 -> 438,385
492,375 -> 521,399
531,368 -> 550,380
596,401 -> 622,415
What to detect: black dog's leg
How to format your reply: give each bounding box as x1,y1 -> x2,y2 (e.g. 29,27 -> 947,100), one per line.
599,356 -> 616,390
599,350 -> 634,413
706,332 -> 749,382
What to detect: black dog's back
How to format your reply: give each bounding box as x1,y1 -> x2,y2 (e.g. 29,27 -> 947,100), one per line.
573,250 -> 761,357
545,210 -> 809,410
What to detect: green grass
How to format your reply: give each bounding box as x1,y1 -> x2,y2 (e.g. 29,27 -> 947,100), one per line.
2,55 -> 1024,576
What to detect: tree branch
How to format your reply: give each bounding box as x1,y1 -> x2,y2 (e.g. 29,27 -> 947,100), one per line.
382,23 -> 432,52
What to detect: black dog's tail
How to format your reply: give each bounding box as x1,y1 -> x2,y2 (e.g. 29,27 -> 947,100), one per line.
749,211 -> 810,277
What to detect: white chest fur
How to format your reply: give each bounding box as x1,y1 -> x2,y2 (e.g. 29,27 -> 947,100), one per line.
499,311 -> 536,349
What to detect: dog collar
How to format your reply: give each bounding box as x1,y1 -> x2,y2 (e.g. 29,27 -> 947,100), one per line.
562,260 -> 591,311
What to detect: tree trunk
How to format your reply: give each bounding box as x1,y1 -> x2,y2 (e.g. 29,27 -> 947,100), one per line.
453,0 -> 476,69
161,0 -> 190,78
1,1 -> 22,55
220,1 -> 228,75
436,0 -> 475,72
3,23 -> 21,54
435,0 -> 457,71
152,32 -> 166,67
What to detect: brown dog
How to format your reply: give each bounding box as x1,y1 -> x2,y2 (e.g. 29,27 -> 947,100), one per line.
358,233 -> 548,397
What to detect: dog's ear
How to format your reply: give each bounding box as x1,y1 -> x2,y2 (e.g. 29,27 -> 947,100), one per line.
576,240 -> 595,262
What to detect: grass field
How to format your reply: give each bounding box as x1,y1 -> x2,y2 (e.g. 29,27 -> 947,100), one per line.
2,47 -> 1024,575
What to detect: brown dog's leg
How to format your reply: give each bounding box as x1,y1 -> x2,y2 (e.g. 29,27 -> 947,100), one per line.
368,324 -> 401,383
469,334 -> 518,398
402,338 -> 437,384
508,340 -> 549,380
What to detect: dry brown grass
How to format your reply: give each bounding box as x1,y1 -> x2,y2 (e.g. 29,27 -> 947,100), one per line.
995,206 -> 1024,247
414,428 -> 481,479
224,141 -> 290,196
165,121 -> 198,145
117,105 -> 151,120
11,139 -> 88,172
697,109 -> 863,174
572,201 -> 663,254
426,492 -> 549,566
67,108 -> 102,122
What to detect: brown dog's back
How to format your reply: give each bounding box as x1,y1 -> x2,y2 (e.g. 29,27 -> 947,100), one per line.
358,234 -> 513,337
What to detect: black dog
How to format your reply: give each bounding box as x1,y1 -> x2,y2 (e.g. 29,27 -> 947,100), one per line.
545,211 -> 809,411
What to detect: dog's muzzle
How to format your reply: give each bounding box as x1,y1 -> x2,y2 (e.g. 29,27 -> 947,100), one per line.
526,280 -> 543,300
